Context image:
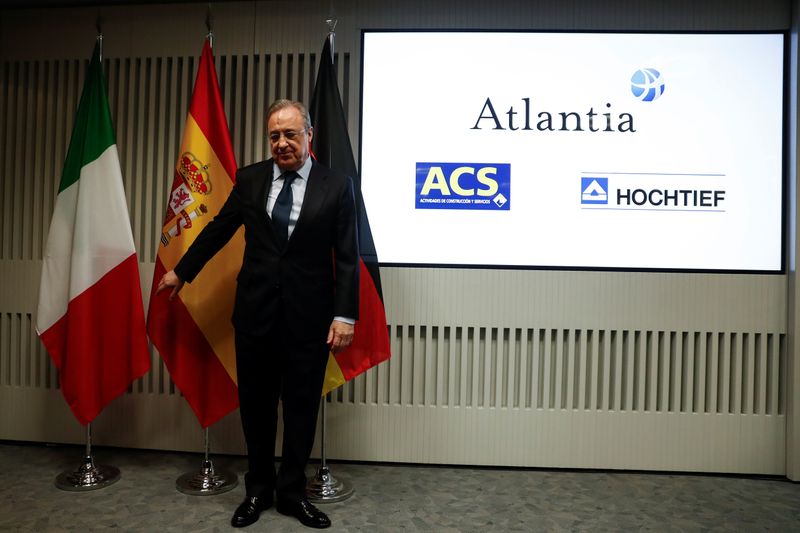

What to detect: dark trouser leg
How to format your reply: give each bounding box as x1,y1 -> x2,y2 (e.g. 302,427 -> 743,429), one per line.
275,337 -> 329,503
235,329 -> 282,498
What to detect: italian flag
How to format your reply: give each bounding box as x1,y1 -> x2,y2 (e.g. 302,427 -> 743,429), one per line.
36,41 -> 150,426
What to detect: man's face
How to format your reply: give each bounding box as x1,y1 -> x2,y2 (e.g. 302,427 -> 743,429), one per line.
267,106 -> 312,172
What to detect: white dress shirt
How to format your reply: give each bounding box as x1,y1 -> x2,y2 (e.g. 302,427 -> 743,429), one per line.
268,157 -> 311,239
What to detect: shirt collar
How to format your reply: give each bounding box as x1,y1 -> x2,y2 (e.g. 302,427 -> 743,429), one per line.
272,156 -> 312,182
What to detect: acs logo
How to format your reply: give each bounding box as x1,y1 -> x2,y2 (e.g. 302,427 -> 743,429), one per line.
416,163 -> 510,210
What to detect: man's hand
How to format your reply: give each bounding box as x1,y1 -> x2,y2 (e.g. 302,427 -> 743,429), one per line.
156,270 -> 185,301
327,320 -> 354,353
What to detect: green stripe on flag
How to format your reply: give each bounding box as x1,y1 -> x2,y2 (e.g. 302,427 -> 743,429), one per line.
59,41 -> 116,193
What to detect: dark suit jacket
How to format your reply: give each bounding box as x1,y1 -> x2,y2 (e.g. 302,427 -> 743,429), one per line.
174,158 -> 359,342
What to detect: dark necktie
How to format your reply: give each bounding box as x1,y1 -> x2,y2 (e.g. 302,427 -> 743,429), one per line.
272,171 -> 297,242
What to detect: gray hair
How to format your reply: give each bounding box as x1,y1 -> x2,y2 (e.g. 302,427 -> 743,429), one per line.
266,99 -> 312,130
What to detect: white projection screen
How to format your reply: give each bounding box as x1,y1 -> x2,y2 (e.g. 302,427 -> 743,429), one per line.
359,31 -> 785,271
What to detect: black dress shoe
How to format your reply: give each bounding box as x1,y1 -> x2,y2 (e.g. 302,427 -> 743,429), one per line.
231,495 -> 273,528
276,498 -> 331,529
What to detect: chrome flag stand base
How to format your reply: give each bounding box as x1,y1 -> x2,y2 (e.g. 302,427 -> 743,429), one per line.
55,423 -> 120,491
176,427 -> 238,495
55,456 -> 120,491
306,396 -> 354,503
306,464 -> 353,503
176,460 -> 238,495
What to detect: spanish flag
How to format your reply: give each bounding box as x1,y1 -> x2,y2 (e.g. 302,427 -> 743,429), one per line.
310,34 -> 391,394
147,39 -> 241,428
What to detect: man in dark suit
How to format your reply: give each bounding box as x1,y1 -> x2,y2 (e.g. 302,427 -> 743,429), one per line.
157,99 -> 358,529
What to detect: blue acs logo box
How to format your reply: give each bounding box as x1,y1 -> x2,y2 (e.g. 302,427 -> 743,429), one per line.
415,162 -> 511,210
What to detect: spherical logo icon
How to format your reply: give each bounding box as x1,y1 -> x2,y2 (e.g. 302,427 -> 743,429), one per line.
630,68 -> 665,102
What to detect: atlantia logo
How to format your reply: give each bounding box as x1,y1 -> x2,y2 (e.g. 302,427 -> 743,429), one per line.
416,163 -> 510,210
471,98 -> 636,133
630,68 -> 665,102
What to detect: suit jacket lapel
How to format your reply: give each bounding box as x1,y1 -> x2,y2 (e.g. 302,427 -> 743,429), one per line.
260,161 -> 275,222
255,160 -> 283,247
292,161 -> 329,240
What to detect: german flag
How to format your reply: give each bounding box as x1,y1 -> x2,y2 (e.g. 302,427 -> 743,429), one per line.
310,33 -> 391,394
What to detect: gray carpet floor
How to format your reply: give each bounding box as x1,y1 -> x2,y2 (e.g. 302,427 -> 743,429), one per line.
0,441 -> 799,532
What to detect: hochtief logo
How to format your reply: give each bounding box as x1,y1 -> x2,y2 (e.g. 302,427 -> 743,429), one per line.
631,68 -> 665,102
581,177 -> 608,204
416,163 -> 511,210
581,176 -> 727,211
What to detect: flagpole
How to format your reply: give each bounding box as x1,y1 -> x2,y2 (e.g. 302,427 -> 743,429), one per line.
307,394 -> 353,502
306,17 -> 353,504
172,23 -> 237,496
176,426 -> 238,495
53,32 -> 122,492
205,3 -> 214,49
55,421 -> 121,491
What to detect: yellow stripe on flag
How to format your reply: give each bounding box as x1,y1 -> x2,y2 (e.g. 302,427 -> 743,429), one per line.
322,353 -> 346,396
158,114 -> 243,384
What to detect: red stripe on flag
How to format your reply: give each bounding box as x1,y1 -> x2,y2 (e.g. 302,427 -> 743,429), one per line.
147,259 -> 239,428
334,258 -> 390,380
39,254 -> 150,425
189,41 -> 238,181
